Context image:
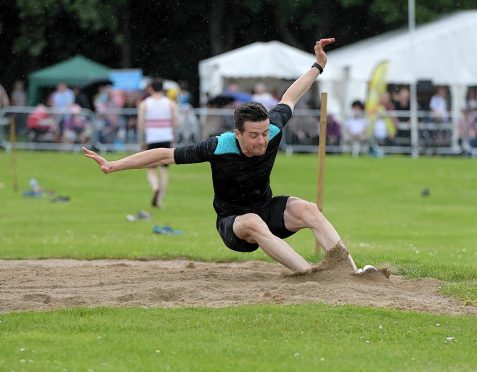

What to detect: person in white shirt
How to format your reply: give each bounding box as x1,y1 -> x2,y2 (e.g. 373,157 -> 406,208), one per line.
429,86 -> 451,146
137,79 -> 179,208
429,86 -> 449,123
252,82 -> 278,110
345,100 -> 367,157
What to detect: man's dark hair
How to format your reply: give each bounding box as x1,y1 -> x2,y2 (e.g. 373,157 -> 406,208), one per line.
234,102 -> 270,132
150,79 -> 164,93
351,100 -> 364,110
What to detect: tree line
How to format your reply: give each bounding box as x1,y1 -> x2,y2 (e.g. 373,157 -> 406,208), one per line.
0,0 -> 473,104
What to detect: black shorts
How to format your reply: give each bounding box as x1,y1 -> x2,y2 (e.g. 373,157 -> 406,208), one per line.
147,142 -> 172,167
216,196 -> 296,253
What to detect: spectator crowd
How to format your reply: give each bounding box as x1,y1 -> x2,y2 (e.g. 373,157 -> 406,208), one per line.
1,79 -> 476,156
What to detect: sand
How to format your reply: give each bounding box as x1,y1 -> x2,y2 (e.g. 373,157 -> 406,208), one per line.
1,254 -> 475,315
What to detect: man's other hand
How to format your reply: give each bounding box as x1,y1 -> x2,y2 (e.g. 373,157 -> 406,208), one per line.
82,147 -> 114,174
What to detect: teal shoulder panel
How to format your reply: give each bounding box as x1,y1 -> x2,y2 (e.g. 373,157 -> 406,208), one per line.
214,132 -> 240,155
269,123 -> 280,140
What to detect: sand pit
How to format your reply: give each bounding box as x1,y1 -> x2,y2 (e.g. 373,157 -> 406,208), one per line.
1,257 -> 475,315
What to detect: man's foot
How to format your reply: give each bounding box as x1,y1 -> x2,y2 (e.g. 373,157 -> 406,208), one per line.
356,264 -> 377,274
354,265 -> 391,279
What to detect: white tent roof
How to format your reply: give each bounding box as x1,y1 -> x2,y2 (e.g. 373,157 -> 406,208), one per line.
319,10 -> 477,118
323,10 -> 477,85
199,40 -> 315,100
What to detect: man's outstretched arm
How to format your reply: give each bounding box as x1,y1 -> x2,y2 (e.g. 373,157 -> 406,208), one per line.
82,147 -> 175,174
280,38 -> 335,110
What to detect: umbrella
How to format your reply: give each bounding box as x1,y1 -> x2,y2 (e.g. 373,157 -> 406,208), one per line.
80,78 -> 113,90
207,94 -> 236,107
79,79 -> 113,109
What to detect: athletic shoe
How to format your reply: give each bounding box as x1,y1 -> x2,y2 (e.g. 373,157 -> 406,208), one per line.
126,210 -> 151,221
152,225 -> 183,235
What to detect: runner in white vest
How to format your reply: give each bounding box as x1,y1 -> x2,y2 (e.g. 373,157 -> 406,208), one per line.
138,79 -> 179,208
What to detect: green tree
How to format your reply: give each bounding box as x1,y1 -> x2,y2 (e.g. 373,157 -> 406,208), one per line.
2,0 -> 475,103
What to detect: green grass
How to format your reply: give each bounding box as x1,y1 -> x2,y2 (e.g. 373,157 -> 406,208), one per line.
0,151 -> 476,370
1,305 -> 476,371
1,152 -> 476,278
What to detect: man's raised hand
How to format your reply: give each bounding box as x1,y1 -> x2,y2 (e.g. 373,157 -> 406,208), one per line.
314,38 -> 335,70
82,147 -> 114,174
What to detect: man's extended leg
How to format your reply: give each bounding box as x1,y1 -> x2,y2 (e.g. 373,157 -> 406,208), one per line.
233,213 -> 311,273
147,167 -> 159,191
283,196 -> 358,271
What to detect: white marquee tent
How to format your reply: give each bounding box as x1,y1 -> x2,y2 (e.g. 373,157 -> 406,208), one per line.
199,40 -> 316,104
321,10 -> 477,118
199,11 -> 477,114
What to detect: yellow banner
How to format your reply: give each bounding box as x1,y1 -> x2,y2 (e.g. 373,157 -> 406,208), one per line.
366,61 -> 393,137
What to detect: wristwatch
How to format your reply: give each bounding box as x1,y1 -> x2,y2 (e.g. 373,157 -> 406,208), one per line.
311,62 -> 323,74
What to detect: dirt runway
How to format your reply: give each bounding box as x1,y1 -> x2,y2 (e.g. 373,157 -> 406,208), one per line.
1,259 -> 475,314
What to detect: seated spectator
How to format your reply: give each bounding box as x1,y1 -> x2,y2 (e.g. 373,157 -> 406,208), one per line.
345,100 -> 367,157
178,80 -> 191,107
466,88 -> 477,112
223,81 -> 252,103
206,90 -> 237,136
63,104 -> 91,144
123,91 -> 142,143
430,86 -> 449,123
51,82 -> 75,141
286,117 -> 317,145
326,114 -> 342,146
27,103 -> 56,141
285,100 -> 317,146
73,86 -> 90,109
393,87 -> 411,143
252,82 -> 278,110
457,105 -> 477,155
429,86 -> 451,146
52,82 -> 75,109
95,85 -> 122,144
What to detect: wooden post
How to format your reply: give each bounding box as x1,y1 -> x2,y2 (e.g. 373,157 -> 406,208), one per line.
317,92 -> 327,212
9,115 -> 18,193
316,93 -> 327,252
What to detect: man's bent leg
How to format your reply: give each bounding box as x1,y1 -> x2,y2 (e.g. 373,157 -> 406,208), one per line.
233,213 -> 311,273
283,197 -> 357,271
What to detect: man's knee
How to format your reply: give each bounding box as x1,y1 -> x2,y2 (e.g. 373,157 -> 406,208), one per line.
291,200 -> 325,225
234,213 -> 269,240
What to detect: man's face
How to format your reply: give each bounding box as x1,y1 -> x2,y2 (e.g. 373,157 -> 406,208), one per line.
235,119 -> 270,157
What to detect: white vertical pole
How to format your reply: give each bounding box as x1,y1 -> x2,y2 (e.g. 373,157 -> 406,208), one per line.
409,0 -> 419,158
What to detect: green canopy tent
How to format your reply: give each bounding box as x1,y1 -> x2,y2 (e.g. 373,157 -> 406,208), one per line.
28,55 -> 111,105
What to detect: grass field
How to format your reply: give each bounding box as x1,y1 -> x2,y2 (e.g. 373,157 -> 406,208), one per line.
1,150 -> 476,370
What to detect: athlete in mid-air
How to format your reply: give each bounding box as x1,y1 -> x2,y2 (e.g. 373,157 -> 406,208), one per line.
83,38 -> 362,275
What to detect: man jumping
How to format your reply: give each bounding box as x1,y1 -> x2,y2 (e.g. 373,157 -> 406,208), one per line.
83,38 -> 360,275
